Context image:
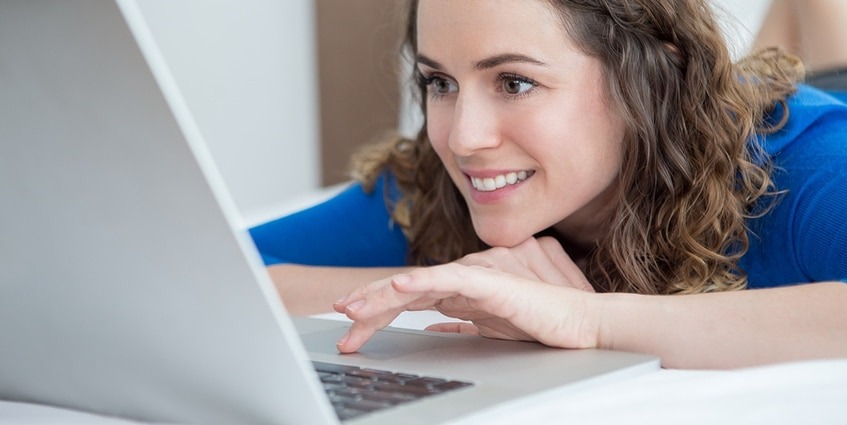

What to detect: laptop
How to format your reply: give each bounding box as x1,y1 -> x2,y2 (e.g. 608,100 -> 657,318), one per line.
0,1 -> 659,424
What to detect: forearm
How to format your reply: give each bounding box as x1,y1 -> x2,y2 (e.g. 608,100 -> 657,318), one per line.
795,0 -> 847,72
266,264 -> 410,315
594,282 -> 847,369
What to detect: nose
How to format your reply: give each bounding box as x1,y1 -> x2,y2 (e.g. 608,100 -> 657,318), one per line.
446,93 -> 500,156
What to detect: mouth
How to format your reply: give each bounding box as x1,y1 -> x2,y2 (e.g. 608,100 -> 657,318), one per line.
468,170 -> 535,192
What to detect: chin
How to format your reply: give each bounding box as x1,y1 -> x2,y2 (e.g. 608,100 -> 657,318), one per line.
474,227 -> 533,248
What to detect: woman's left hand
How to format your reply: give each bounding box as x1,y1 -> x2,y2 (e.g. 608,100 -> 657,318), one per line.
455,236 -> 595,292
332,262 -> 601,353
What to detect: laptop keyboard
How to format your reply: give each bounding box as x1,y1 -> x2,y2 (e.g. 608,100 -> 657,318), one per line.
312,361 -> 473,421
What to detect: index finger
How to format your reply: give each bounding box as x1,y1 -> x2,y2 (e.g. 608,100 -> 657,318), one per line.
391,264 -> 535,319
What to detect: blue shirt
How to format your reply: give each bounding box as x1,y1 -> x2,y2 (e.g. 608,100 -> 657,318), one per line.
249,85 -> 847,288
741,85 -> 847,287
249,174 -> 409,267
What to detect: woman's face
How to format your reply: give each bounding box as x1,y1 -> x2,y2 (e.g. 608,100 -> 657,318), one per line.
417,0 -> 626,248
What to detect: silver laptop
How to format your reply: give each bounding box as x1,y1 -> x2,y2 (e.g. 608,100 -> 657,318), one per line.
0,1 -> 659,424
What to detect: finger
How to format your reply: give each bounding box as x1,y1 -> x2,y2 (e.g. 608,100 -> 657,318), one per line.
459,245 -> 541,281
435,296 -> 502,322
334,274 -> 432,317
536,237 -> 595,292
332,277 -> 391,313
336,306 -> 406,353
336,274 -> 443,353
472,318 -> 534,341
516,238 -> 573,286
425,322 -> 480,335
456,251 -> 494,268
457,249 -> 533,283
481,238 -> 575,288
392,264 -> 525,319
336,322 -> 377,353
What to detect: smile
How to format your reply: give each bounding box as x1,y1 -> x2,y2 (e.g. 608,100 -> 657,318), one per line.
470,170 -> 534,192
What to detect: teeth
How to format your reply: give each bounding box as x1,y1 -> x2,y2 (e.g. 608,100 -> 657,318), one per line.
471,171 -> 532,192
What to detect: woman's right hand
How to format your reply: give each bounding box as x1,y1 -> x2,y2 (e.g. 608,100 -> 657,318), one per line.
333,263 -> 601,353
332,236 -> 600,353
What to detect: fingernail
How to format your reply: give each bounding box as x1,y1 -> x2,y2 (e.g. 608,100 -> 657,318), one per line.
346,299 -> 366,313
334,294 -> 349,305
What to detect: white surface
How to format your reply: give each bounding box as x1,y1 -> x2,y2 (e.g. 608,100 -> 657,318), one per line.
136,0 -> 321,221
319,311 -> 847,425
238,181 -> 350,229
4,310 -> 846,425
711,0 -> 772,58
461,358 -> 847,425
0,402 -> 148,425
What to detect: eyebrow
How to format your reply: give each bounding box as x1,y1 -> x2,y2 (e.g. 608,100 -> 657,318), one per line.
416,53 -> 549,71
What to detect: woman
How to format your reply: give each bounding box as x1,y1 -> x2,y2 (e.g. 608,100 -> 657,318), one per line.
250,0 -> 847,369
752,0 -> 847,91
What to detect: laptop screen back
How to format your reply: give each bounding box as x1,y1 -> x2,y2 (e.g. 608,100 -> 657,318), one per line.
0,1 -> 336,424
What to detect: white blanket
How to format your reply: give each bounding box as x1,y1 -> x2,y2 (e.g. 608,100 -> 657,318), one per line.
3,311 -> 845,424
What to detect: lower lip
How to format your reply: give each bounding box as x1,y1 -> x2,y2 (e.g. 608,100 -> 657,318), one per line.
467,177 -> 527,204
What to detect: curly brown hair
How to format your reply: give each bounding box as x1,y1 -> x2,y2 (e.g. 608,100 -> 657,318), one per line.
351,0 -> 803,294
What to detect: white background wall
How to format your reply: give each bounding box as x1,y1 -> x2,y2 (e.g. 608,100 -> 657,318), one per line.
137,0 -> 770,225
712,0 -> 772,58
136,0 -> 320,225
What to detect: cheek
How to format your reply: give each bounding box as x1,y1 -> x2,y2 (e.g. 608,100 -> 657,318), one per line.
426,106 -> 453,158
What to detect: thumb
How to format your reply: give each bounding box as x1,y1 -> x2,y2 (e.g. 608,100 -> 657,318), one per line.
425,322 -> 480,335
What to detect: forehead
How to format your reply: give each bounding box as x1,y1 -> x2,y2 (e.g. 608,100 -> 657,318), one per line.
416,0 -> 575,60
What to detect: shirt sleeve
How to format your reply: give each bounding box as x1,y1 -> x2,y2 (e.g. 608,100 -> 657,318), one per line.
791,167 -> 847,282
248,173 -> 409,267
742,85 -> 847,287
783,100 -> 847,283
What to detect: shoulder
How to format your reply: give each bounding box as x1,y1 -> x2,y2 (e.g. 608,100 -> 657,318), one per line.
742,85 -> 847,287
743,166 -> 847,287
759,84 -> 847,158
248,172 -> 409,267
758,85 -> 847,191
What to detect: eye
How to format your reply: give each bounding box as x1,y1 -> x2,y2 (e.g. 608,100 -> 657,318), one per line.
498,73 -> 537,96
418,72 -> 458,99
431,77 -> 457,95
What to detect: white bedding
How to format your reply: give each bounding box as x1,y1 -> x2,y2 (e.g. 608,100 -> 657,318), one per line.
3,310 -> 845,424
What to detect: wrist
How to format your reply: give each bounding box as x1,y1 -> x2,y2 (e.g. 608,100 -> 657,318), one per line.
589,292 -> 639,351
591,292 -> 671,355
581,291 -> 609,349
568,290 -> 607,349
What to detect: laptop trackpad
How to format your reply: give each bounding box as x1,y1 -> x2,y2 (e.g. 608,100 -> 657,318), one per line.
299,326 -> 483,361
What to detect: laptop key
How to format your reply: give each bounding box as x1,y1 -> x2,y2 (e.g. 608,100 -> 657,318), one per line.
312,361 -> 473,420
359,389 -> 419,404
435,380 -> 475,391
369,380 -> 440,395
341,398 -> 394,412
404,377 -> 449,387
312,361 -> 362,374
335,406 -> 369,421
346,368 -> 396,380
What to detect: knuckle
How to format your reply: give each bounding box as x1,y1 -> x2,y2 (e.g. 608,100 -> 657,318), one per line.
537,236 -> 563,252
460,251 -> 486,266
489,246 -> 509,257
